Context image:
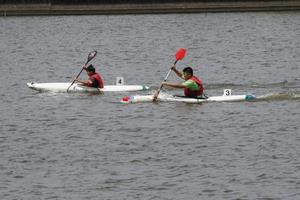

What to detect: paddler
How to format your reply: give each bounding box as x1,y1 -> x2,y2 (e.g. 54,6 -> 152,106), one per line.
162,66 -> 205,98
74,64 -> 104,88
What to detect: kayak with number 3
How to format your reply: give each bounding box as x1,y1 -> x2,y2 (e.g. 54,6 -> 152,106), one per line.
121,89 -> 256,103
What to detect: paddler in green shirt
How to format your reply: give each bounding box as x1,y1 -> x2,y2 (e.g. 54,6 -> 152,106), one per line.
162,66 -> 205,98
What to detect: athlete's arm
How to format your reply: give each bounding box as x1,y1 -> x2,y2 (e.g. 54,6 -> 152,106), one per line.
162,82 -> 186,89
74,78 -> 87,84
171,65 -> 184,80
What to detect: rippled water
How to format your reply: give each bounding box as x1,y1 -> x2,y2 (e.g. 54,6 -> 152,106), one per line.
1,12 -> 300,200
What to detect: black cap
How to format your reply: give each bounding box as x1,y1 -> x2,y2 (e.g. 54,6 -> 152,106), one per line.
86,64 -> 95,72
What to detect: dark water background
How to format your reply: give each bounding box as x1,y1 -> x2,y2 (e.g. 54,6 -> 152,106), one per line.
0,12 -> 300,199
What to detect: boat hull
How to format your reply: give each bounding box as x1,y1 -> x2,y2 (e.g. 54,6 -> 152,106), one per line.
27,82 -> 150,93
121,93 -> 256,103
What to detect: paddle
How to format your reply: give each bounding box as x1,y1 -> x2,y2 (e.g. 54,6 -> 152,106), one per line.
67,51 -> 97,92
153,48 -> 187,101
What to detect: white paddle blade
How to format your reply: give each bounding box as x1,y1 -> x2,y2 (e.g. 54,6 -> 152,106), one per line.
87,51 -> 97,62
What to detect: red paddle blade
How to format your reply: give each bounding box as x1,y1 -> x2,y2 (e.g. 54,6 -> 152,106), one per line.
175,48 -> 186,61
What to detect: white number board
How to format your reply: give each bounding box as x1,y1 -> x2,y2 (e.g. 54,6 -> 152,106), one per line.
116,77 -> 124,85
223,89 -> 232,96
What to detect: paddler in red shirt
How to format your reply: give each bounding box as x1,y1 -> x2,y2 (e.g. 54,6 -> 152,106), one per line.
162,66 -> 205,98
74,64 -> 104,88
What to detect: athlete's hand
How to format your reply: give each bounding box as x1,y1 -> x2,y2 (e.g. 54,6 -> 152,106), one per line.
73,78 -> 80,82
162,81 -> 168,86
82,64 -> 88,70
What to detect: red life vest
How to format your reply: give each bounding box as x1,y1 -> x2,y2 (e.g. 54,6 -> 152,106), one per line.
184,76 -> 204,98
87,72 -> 104,88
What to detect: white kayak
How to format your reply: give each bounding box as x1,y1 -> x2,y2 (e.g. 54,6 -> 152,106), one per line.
27,82 -> 150,93
121,90 -> 255,103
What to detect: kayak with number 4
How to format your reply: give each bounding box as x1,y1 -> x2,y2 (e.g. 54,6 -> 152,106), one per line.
27,82 -> 150,93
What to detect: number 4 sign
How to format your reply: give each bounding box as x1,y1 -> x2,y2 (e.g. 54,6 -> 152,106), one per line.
116,77 -> 124,85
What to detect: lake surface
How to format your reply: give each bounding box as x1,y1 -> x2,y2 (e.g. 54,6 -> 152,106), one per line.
0,12 -> 300,200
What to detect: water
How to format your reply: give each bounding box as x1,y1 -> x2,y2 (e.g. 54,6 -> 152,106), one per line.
1,12 -> 300,200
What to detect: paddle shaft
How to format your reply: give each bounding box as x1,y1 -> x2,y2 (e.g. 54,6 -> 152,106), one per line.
153,59 -> 179,100
72,60 -> 89,82
67,64 -> 87,92
67,52 -> 96,92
